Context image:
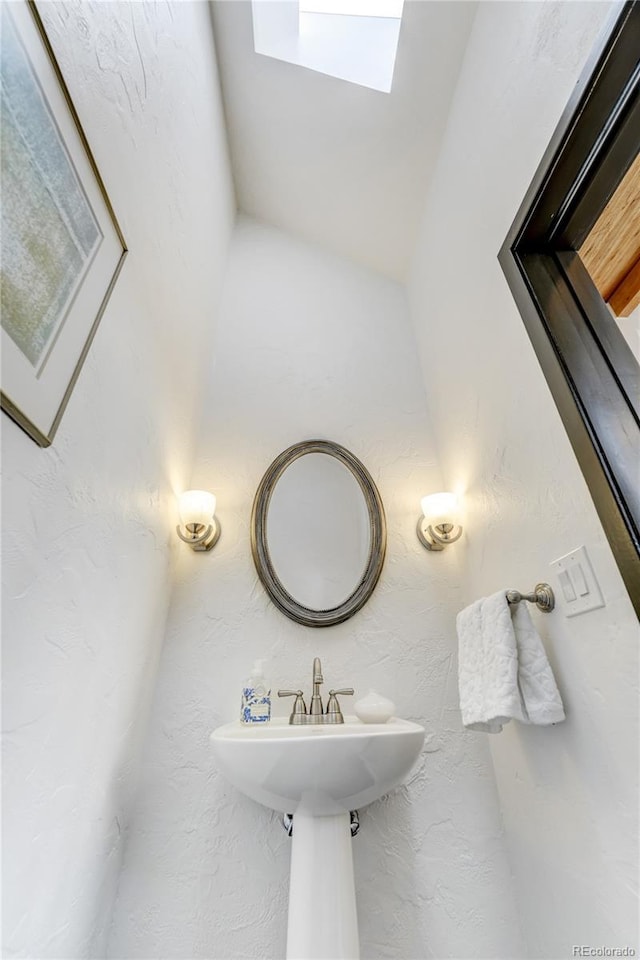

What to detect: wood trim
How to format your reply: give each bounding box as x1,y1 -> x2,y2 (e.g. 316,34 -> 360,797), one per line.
556,249 -> 640,417
610,255 -> 640,316
499,1 -> 640,616
579,150 -> 640,313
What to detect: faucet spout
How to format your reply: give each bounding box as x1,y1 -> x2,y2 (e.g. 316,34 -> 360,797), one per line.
310,657 -> 324,715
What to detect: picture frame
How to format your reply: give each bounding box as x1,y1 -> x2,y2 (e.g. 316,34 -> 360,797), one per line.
1,0 -> 127,447
499,2 -> 640,614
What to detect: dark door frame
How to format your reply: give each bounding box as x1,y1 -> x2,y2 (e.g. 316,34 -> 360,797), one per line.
499,1 -> 640,616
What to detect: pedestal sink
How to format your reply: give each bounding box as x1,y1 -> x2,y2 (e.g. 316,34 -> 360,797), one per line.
210,716 -> 425,960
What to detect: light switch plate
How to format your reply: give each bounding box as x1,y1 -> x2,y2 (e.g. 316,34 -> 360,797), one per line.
550,545 -> 605,617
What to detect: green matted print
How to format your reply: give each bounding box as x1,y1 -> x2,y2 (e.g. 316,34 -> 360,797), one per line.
0,0 -> 126,447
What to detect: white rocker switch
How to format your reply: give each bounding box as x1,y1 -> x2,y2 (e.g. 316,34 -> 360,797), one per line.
558,569 -> 577,602
571,564 -> 589,596
550,545 -> 605,617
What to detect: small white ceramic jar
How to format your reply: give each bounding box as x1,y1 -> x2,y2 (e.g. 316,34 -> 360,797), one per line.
354,689 -> 395,724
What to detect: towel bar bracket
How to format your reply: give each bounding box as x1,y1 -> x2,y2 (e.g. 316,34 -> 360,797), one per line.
506,582 -> 555,612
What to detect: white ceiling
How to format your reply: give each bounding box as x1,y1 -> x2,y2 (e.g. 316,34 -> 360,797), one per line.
210,1 -> 477,281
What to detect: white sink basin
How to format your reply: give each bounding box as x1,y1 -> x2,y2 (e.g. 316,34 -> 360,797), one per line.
211,713 -> 426,958
210,715 -> 425,816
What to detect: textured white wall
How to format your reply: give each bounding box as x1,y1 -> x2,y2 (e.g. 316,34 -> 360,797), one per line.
407,2 -> 639,956
211,0 -> 477,281
108,218 -> 525,960
1,3 -> 235,956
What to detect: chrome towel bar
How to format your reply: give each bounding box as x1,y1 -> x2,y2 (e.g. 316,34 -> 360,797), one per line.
506,583 -> 555,612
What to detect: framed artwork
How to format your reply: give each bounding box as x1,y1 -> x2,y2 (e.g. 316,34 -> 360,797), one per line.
1,0 -> 127,447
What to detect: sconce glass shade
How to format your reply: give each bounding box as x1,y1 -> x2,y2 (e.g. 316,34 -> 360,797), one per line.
176,490 -> 220,552
417,492 -> 462,551
420,492 -> 459,527
178,490 -> 216,528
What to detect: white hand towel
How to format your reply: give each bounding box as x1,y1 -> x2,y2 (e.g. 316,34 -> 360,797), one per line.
456,591 -> 565,733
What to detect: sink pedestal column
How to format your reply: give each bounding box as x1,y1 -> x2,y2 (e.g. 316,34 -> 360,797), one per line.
286,810 -> 359,960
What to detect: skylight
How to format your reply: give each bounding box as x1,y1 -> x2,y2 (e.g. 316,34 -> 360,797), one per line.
251,0 -> 404,94
299,0 -> 404,17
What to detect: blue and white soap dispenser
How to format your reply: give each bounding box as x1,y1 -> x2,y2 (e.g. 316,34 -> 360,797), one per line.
240,659 -> 271,723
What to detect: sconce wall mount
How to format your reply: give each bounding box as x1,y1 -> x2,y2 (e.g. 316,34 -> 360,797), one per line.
417,492 -> 463,552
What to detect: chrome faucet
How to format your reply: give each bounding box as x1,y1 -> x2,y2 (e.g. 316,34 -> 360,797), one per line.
278,657 -> 354,725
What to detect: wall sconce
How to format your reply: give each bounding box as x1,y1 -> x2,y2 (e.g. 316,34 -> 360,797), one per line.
176,490 -> 220,552
417,492 -> 463,551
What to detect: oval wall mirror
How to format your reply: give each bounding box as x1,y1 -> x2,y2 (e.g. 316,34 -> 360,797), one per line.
251,440 -> 387,627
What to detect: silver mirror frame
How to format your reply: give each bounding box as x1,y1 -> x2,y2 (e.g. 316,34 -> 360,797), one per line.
250,440 -> 387,627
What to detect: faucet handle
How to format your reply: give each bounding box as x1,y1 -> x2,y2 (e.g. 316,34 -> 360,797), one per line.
325,688 -> 354,724
278,689 -> 307,722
